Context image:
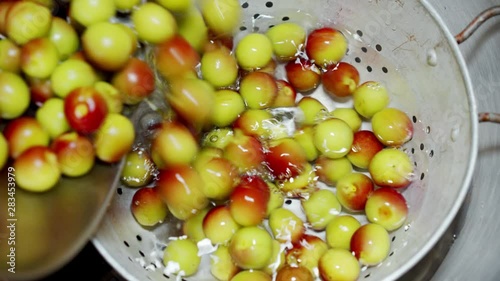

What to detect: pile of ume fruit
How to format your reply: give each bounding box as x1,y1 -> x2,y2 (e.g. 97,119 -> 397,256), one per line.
0,0 -> 416,280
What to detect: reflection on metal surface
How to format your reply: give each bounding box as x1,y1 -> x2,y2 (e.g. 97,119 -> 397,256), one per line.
0,161 -> 120,281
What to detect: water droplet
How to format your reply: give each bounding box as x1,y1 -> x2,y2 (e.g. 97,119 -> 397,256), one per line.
210,135 -> 218,142
426,48 -> 437,66
450,126 -> 460,142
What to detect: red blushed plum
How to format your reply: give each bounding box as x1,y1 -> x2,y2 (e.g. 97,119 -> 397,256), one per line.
350,223 -> 391,266
93,113 -> 135,164
286,234 -> 328,273
167,76 -> 215,132
285,58 -> 321,93
197,157 -> 239,201
305,27 -> 348,68
223,130 -> 265,173
336,173 -> 374,212
4,116 -> 50,159
273,79 -> 297,107
203,205 -> 240,245
111,57 -> 155,105
233,109 -> 274,139
368,148 -> 414,189
156,165 -> 209,220
228,226 -> 273,270
151,120 -> 199,169
64,86 -> 108,134
28,77 -> 54,106
264,138 -> 308,180
14,146 -> 61,193
51,132 -> 95,177
154,35 -> 200,81
365,187 -> 408,231
20,37 -> 59,79
275,265 -> 314,281
347,130 -> 385,170
268,207 -> 305,244
229,175 -> 270,226
371,107 -> 414,147
239,71 -> 278,110
322,62 -> 360,98
131,187 -> 169,227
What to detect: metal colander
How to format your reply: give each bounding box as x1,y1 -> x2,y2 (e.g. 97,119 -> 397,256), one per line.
92,0 -> 479,280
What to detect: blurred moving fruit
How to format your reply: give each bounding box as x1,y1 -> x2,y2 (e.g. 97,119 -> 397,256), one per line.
132,2 -> 177,44
120,148 -> 155,187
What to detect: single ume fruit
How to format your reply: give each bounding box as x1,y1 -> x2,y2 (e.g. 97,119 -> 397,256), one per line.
266,22 -> 306,61
353,81 -> 390,119
70,0 -> 116,27
318,248 -> 360,281
51,132 -> 95,177
94,113 -> 135,163
200,0 -> 241,36
235,33 -> 273,70
132,2 -> 177,44
82,22 -> 134,72
20,37 -> 59,79
5,1 -> 52,45
163,238 -> 201,276
350,223 -> 391,266
229,226 -> 273,269
313,118 -> 354,159
0,71 -> 30,119
35,98 -> 71,140
14,146 -> 61,193
371,107 -> 414,147
369,148 -> 414,189
305,27 -> 348,68
131,187 -> 168,227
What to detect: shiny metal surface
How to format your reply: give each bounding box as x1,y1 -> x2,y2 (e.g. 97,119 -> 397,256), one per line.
0,162 -> 120,281
403,0 -> 500,280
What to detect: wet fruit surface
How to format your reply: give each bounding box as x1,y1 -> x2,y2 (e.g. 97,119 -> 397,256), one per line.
0,2 -> 420,280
